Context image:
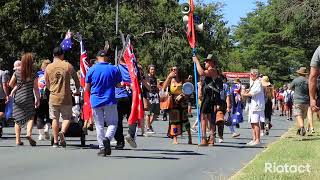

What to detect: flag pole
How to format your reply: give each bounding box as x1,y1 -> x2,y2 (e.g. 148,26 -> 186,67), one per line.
192,48 -> 201,145
114,0 -> 119,65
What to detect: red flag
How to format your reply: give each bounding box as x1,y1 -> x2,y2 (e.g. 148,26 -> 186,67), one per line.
123,40 -> 144,125
79,40 -> 92,121
187,0 -> 196,48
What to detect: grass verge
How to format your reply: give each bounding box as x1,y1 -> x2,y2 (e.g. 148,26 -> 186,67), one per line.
231,118 -> 320,180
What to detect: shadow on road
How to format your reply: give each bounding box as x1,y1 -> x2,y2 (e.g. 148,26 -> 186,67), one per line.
110,155 -> 179,160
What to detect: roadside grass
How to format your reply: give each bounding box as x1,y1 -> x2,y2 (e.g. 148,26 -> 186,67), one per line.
231,117 -> 320,180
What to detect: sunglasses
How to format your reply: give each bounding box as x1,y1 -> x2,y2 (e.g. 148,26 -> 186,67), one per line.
172,68 -> 177,71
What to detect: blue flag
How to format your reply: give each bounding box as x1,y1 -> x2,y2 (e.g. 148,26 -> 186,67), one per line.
60,30 -> 73,52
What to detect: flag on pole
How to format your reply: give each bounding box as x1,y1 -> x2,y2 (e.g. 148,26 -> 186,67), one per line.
79,39 -> 92,121
187,0 -> 196,48
60,30 -> 73,52
123,39 -> 144,125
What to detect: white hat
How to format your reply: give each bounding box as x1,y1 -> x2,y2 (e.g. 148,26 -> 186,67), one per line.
13,60 -> 21,70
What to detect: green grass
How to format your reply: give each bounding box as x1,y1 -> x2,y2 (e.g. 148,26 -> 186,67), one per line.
231,118 -> 320,180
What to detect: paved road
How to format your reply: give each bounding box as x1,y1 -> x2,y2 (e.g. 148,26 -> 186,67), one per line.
0,111 -> 293,180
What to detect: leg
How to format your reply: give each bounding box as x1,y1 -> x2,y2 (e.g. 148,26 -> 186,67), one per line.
253,123 -> 260,143
187,129 -> 192,144
26,119 -> 36,146
307,107 -> 314,131
114,99 -> 125,146
104,105 -> 118,141
15,123 -> 22,145
52,119 -> 59,144
92,107 -> 105,149
250,123 -> 255,142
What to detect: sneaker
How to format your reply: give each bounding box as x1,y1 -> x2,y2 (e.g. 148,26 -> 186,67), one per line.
52,143 -> 59,148
232,133 -> 240,138
246,140 -> 254,145
146,128 -> 155,134
235,124 -> 240,128
249,141 -> 260,146
190,127 -> 198,133
218,138 -> 224,143
58,132 -> 66,148
115,141 -> 125,150
125,135 -> 137,148
38,134 -> 45,141
310,129 -> 315,134
103,138 -> 111,155
97,148 -> 106,157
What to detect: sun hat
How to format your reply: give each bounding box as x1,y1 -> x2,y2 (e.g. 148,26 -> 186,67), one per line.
296,67 -> 308,75
261,76 -> 271,86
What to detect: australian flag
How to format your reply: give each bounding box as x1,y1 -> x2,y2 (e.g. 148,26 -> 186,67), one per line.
60,30 -> 73,52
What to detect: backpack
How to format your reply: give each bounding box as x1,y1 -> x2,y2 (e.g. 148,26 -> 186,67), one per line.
285,90 -> 293,104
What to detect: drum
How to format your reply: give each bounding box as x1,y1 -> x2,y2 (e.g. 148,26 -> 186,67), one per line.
182,82 -> 194,95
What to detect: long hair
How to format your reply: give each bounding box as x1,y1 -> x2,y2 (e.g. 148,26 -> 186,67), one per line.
20,53 -> 34,81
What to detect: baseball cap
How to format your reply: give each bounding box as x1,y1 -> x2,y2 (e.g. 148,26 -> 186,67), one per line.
53,47 -> 64,56
96,50 -> 108,57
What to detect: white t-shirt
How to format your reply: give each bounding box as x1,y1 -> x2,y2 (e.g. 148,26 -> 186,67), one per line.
283,90 -> 294,104
249,79 -> 265,112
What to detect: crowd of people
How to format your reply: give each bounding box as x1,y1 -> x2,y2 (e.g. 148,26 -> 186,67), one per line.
0,45 -> 319,157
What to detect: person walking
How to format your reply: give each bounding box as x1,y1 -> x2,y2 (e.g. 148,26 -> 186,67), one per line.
291,67 -> 310,136
0,64 -> 10,137
193,54 -> 219,146
261,76 -> 275,136
36,59 -> 51,141
162,66 -> 192,145
229,79 -> 242,138
85,50 -> 121,156
9,53 -> 40,146
45,47 -> 80,148
144,65 -> 160,134
114,56 -> 132,149
242,69 -> 265,146
283,84 -> 294,120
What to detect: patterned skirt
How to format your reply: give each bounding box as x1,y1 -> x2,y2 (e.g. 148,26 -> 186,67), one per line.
167,106 -> 190,138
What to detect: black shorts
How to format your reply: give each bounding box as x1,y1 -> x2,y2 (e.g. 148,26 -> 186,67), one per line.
0,99 -> 5,113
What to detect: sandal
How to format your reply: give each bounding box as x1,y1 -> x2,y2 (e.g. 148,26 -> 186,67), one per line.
26,136 -> 37,146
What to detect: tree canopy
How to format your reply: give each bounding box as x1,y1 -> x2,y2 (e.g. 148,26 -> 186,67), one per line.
0,0 -> 230,79
1,0 -> 320,84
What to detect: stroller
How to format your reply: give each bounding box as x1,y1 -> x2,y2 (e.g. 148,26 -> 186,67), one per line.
50,83 -> 87,147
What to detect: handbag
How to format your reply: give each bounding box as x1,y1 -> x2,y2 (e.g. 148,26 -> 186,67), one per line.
160,88 -> 173,110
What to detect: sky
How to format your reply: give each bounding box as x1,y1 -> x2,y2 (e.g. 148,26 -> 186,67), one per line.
179,0 -> 269,27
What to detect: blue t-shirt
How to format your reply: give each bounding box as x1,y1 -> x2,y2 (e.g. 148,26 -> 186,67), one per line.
115,64 -> 132,99
86,62 -> 122,108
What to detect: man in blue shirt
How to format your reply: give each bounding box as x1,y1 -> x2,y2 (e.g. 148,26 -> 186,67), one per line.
85,50 -> 121,156
114,56 -> 132,149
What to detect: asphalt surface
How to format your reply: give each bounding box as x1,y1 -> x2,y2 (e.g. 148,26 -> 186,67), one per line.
0,111 -> 293,180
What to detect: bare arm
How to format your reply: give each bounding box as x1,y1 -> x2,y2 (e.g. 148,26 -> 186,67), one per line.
44,70 -> 50,90
9,74 -> 16,88
33,78 -> 40,108
163,72 -> 175,90
309,67 -> 319,110
192,56 -> 215,77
